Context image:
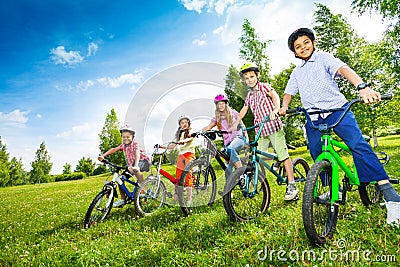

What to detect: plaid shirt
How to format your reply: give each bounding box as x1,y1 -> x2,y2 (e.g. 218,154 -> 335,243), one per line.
245,82 -> 282,136
119,141 -> 149,167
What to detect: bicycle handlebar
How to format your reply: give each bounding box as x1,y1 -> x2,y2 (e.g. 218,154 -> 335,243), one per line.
287,93 -> 394,131
190,129 -> 228,139
101,159 -> 127,170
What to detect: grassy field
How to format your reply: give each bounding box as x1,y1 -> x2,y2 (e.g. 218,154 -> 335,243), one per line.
1,135 -> 399,266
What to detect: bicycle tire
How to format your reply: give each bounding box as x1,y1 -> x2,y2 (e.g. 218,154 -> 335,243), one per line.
358,183 -> 382,206
134,176 -> 167,216
177,158 -> 217,216
84,186 -> 114,228
302,160 -> 339,246
222,166 -> 270,222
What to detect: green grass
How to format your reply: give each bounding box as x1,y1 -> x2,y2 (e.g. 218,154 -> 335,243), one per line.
1,136 -> 399,266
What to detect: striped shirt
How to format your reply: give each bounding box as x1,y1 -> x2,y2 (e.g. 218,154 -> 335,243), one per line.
285,51 -> 348,120
245,82 -> 282,136
119,141 -> 149,167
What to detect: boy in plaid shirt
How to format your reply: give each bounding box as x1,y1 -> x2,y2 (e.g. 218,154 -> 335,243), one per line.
234,63 -> 299,201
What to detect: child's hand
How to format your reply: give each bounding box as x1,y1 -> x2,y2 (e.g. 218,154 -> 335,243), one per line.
359,87 -> 381,104
98,155 -> 105,161
128,166 -> 140,173
278,107 -> 287,116
270,109 -> 280,120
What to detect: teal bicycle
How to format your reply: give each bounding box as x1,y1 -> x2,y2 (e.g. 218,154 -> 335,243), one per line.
287,93 -> 397,246
222,115 -> 310,222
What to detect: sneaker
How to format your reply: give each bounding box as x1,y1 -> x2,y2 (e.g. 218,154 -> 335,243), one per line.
385,202 -> 400,225
285,184 -> 299,201
113,199 -> 125,208
317,188 -> 343,204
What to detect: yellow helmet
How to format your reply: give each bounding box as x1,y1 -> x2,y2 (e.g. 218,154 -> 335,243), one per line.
239,62 -> 259,77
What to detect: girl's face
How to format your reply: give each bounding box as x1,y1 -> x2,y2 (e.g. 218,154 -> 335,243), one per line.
242,71 -> 258,88
122,132 -> 133,145
216,101 -> 227,112
293,35 -> 316,59
179,118 -> 190,130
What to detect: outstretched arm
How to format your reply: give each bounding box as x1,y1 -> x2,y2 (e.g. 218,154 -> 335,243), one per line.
337,65 -> 381,104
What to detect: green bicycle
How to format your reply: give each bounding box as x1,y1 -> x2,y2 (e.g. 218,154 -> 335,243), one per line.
287,93 -> 396,246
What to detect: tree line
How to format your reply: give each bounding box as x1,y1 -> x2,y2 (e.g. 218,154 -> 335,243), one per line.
1,1 -> 398,187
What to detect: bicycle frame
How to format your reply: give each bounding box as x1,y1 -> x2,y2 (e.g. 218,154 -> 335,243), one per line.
242,115 -> 299,196
101,159 -> 140,201
315,133 -> 358,204
288,93 -> 394,204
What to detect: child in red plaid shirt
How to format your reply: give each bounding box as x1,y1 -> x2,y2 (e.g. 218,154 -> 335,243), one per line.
234,63 -> 299,201
98,125 -> 150,207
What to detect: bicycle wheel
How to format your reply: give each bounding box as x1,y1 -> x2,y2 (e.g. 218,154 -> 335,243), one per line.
84,186 -> 114,228
302,160 -> 339,246
223,166 -> 270,222
177,158 -> 217,216
358,182 -> 382,206
134,176 -> 167,216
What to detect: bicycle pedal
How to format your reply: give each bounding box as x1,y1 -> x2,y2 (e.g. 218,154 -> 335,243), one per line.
166,192 -> 173,198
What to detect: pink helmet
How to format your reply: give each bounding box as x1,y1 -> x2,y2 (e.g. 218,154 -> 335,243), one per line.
214,94 -> 229,104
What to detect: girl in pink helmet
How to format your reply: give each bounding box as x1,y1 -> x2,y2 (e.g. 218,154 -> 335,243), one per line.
202,94 -> 247,176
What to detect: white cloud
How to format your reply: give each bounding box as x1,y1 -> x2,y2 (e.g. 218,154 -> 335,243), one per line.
180,0 -> 235,15
36,114 -> 42,119
192,33 -> 207,46
97,70 -> 145,90
193,39 -> 207,46
50,46 -> 84,66
76,80 -> 95,92
180,0 -> 208,13
56,122 -> 91,139
0,109 -> 29,125
87,42 -> 98,57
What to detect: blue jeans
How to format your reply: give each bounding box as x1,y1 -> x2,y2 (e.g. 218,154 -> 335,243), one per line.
305,106 -> 388,183
225,135 -> 246,176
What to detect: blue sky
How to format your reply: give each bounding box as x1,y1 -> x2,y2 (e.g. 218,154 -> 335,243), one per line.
0,0 -> 387,174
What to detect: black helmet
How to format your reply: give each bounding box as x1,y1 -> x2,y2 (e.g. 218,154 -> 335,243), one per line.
288,28 -> 315,52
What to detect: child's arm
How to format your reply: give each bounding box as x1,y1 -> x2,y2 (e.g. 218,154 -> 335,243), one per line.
268,90 -> 281,120
337,66 -> 381,104
98,146 -> 120,161
202,121 -> 216,132
129,149 -> 141,173
279,94 -> 293,116
232,105 -> 249,130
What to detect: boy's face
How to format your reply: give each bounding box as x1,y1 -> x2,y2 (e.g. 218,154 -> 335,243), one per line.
242,71 -> 258,88
179,118 -> 189,130
293,35 -> 316,59
122,132 -> 133,145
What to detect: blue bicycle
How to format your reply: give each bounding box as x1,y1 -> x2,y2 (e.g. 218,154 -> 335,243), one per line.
84,159 -> 146,228
222,115 -> 309,221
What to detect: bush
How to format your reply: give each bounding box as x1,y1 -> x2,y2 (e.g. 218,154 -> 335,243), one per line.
54,172 -> 86,182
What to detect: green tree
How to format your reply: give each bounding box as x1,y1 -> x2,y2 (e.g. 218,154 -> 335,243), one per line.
98,108 -> 125,166
0,137 -> 11,187
239,18 -> 272,83
351,0 -> 400,86
62,163 -> 72,174
312,4 -> 400,143
75,157 -> 95,176
30,141 -> 52,184
9,157 -> 27,186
